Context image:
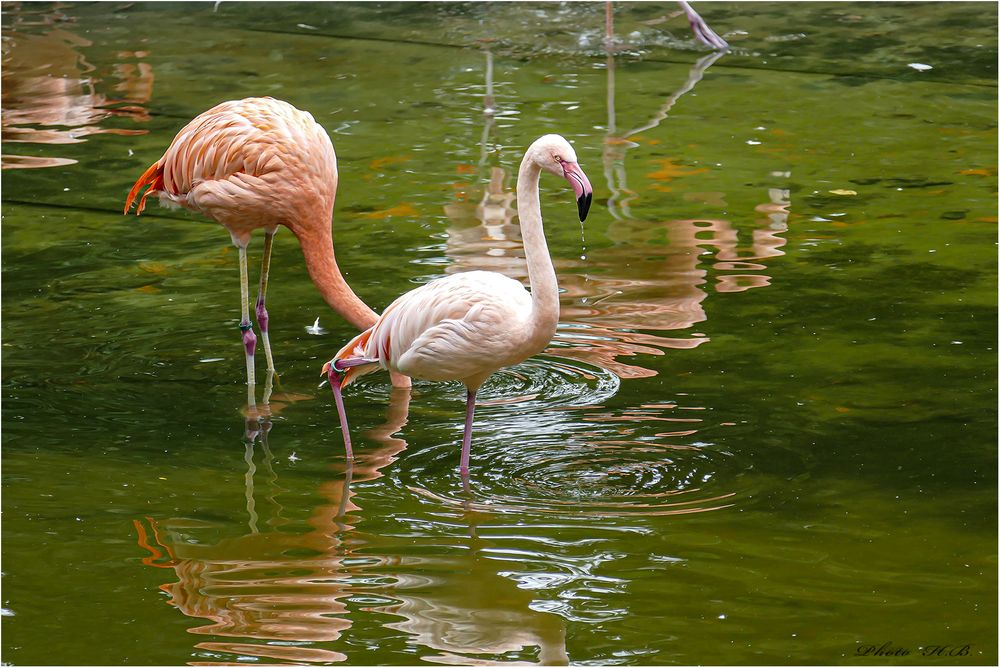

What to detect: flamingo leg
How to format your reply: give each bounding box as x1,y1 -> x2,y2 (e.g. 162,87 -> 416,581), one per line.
327,367 -> 354,460
678,1 -> 729,50
238,244 -> 258,408
460,389 -> 477,477
256,230 -> 277,375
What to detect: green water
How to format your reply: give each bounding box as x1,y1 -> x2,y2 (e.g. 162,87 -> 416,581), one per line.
2,2 -> 996,665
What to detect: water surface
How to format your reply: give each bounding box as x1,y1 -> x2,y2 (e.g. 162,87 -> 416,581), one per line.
2,2 -> 996,665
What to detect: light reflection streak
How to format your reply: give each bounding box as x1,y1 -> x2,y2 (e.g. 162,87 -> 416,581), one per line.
410,485 -> 735,517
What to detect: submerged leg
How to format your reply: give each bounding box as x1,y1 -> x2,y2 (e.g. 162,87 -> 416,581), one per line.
238,244 -> 257,408
460,389 -> 477,478
327,367 -> 354,461
256,230 -> 277,374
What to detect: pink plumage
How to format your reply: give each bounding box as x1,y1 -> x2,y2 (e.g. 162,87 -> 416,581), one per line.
126,97 -> 336,247
324,134 -> 594,476
124,97 -> 406,410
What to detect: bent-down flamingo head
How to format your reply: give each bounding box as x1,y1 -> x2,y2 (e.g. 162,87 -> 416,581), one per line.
528,134 -> 593,222
321,327 -> 381,390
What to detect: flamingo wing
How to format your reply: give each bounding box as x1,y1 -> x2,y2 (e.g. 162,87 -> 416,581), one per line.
330,271 -> 533,387
123,97 -> 335,234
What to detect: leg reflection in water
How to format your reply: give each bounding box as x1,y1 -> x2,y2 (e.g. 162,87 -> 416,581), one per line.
134,386 -> 569,665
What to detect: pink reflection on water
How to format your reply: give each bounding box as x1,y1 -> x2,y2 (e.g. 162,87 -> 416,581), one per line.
442,41 -> 792,379
443,186 -> 791,379
1,5 -> 152,169
554,189 -> 790,377
133,392 -> 411,663
135,390 -> 569,665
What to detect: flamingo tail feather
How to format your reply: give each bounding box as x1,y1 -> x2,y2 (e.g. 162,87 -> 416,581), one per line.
124,161 -> 165,215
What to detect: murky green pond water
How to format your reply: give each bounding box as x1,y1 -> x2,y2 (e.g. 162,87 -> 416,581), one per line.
2,2 -> 996,665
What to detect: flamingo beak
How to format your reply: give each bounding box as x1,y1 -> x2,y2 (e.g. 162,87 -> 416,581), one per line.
562,161 -> 593,222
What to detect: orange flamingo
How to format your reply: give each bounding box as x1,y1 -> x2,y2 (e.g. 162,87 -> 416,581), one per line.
124,97 -> 407,403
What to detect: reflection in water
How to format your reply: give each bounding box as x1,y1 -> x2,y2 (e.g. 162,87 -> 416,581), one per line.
441,36 -> 791,380
135,388 -> 571,665
134,391 -> 407,664
574,11 -> 791,378
554,199 -> 791,378
1,4 -> 151,169
381,549 -> 568,666
441,44 -> 523,280
602,52 -> 726,218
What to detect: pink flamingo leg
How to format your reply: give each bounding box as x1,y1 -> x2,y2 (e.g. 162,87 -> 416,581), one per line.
460,389 -> 477,477
255,230 -> 276,374
238,245 -> 257,408
327,366 -> 354,460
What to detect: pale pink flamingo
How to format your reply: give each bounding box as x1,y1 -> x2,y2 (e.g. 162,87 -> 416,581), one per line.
323,134 -> 593,476
678,1 -> 729,50
123,97 -> 408,405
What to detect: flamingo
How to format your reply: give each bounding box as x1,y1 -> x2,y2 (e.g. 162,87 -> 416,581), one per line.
322,134 -> 593,475
123,97 -> 408,406
678,1 -> 729,50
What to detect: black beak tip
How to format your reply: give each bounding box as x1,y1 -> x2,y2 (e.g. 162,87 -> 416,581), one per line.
576,193 -> 594,223
577,192 -> 592,222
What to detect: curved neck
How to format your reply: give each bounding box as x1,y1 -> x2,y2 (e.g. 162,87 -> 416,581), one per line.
293,214 -> 377,332
517,157 -> 559,343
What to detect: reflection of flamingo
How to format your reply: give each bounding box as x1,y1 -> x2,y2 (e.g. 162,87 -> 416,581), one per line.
133,390 -> 413,665
324,135 -> 594,476
135,387 -> 569,665
603,4 -> 726,220
1,16 -> 152,169
442,44 -> 523,278
123,97 -> 408,410
533,11 -> 791,379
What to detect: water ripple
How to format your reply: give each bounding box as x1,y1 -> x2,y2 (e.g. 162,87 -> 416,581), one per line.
344,354 -> 619,412
386,365 -> 736,520
477,355 -> 620,408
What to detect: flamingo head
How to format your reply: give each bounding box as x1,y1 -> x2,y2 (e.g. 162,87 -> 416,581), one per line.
529,134 -> 593,222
